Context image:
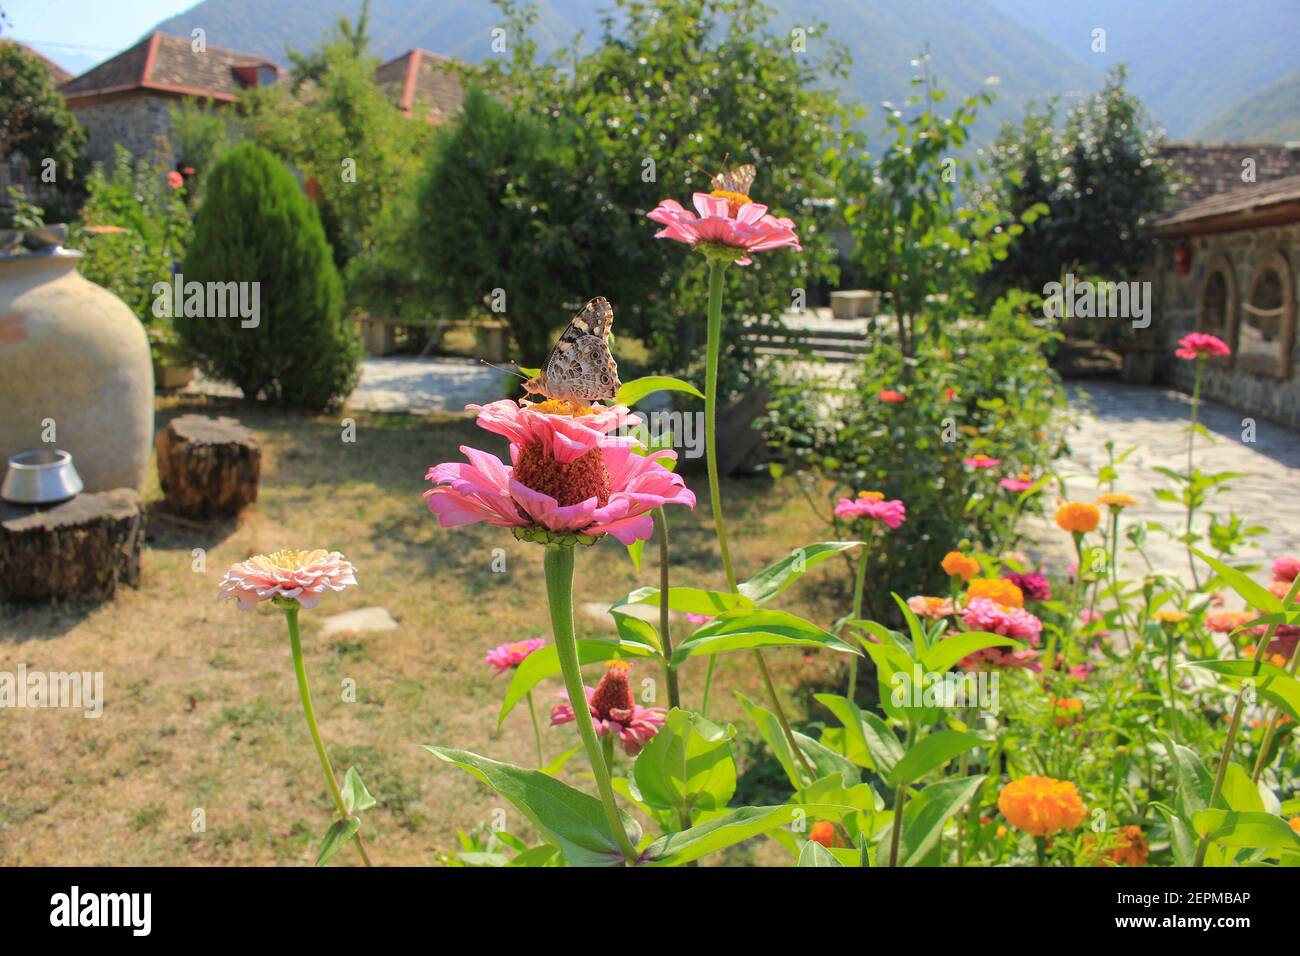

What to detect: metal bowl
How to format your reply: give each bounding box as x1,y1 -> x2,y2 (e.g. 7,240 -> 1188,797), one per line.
1,449 -> 84,505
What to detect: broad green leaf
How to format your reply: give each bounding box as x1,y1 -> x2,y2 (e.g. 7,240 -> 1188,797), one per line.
1152,802 -> 1198,868
671,608 -> 858,665
424,746 -> 640,867
609,609 -> 665,655
1160,734 -> 1213,817
1184,659 -> 1300,722
632,708 -> 737,814
615,375 -> 704,407
497,638 -> 656,728
895,774 -> 986,866
639,803 -> 853,866
798,841 -> 845,867
1222,764 -> 1265,814
614,585 -> 752,617
315,817 -> 360,867
737,692 -> 809,790
860,711 -> 906,780
921,631 -> 1020,673
1192,810 -> 1300,850
625,538 -> 644,572
814,693 -> 876,770
886,730 -> 984,787
738,541 -> 864,605
507,845 -> 559,867
341,767 -> 376,814
1191,549 -> 1282,614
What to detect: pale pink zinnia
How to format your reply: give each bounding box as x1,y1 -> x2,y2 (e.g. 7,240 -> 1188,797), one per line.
999,475 -> 1036,493
550,662 -> 666,756
907,595 -> 955,620
834,492 -> 906,529
647,193 -> 801,266
485,638 -> 545,674
218,549 -> 357,610
425,401 -> 695,545
1175,332 -> 1231,360
686,613 -> 715,625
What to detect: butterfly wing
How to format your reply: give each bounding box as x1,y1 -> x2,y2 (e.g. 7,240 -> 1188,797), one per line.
539,297 -> 620,402
711,163 -> 756,196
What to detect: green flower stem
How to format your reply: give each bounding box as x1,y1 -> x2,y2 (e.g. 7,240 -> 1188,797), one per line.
1185,358 -> 1205,588
652,508 -> 681,710
543,544 -> 638,865
284,604 -> 372,867
1107,510 -> 1133,643
845,541 -> 871,701
1251,578 -> 1300,783
700,657 -> 716,717
702,256 -> 816,783
525,690 -> 546,768
888,722 -> 915,867
1194,573 -> 1300,866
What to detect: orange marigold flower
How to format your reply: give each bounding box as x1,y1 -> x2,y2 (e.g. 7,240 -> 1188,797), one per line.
808,821 -> 840,848
1056,502 -> 1101,534
966,577 -> 1024,609
1290,817 -> 1300,834
1087,825 -> 1149,867
942,551 -> 981,581
1052,696 -> 1084,727
1095,492 -> 1137,511
998,776 -> 1087,836
907,595 -> 956,619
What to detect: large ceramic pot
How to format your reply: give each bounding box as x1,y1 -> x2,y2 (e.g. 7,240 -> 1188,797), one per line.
0,231 -> 154,493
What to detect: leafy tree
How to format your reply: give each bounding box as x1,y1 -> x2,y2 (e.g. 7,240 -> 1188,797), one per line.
178,142 -> 360,409
0,41 -> 86,208
975,67 -> 1172,302
168,98 -> 240,204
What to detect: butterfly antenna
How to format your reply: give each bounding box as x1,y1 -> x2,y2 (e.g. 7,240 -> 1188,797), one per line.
479,358 -> 529,380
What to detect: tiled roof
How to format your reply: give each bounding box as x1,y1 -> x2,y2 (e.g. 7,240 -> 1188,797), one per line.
61,32 -> 280,102
1151,173 -> 1300,235
1161,141 -> 1300,209
2,41 -> 74,86
375,49 -> 463,123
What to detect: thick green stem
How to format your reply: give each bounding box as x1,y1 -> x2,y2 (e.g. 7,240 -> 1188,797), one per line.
653,508 -> 681,710
543,545 -> 638,864
702,256 -> 816,782
1194,573 -> 1300,865
1185,358 -> 1204,588
285,604 -> 372,867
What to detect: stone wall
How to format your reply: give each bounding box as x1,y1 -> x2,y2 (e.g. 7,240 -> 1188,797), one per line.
1149,222 -> 1300,428
71,93 -> 177,171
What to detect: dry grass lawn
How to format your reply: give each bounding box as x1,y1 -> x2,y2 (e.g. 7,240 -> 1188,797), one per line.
0,394 -> 853,866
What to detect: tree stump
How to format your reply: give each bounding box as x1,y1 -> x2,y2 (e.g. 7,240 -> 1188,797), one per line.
0,488 -> 144,602
155,415 -> 261,519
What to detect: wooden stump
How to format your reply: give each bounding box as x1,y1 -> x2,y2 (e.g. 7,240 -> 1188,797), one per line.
155,415 -> 261,519
0,488 -> 144,602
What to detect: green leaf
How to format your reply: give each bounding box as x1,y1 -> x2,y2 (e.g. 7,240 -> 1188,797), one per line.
1152,802 -> 1198,867
886,730 -> 984,787
315,817 -> 360,867
614,585 -> 752,617
798,840 -> 845,867
632,708 -> 737,814
625,538 -> 644,572
1160,734 -> 1213,817
507,845 -> 559,867
541,743 -> 583,777
738,692 -> 810,790
639,803 -> 851,866
672,608 -> 858,666
1183,659 -> 1300,722
1192,810 -> 1300,850
341,767 -> 376,814
424,746 -> 640,867
737,541 -> 864,605
497,638 -> 656,728
920,631 -> 1019,673
1191,549 -> 1283,614
615,375 -> 704,407
1222,764 -> 1266,814
895,774 -> 986,866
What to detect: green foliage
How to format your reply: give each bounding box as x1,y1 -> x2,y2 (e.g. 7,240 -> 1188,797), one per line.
763,291 -> 1069,605
168,98 -> 240,205
178,142 -> 360,408
0,41 -> 86,200
71,146 -> 192,365
974,67 -> 1173,304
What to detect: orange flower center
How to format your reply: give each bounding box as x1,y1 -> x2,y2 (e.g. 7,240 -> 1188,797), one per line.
526,398 -> 598,417
709,188 -> 752,215
513,442 -> 610,509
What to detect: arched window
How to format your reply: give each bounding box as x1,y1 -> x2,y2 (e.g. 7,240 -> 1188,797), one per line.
1196,254 -> 1237,361
1239,249 -> 1296,379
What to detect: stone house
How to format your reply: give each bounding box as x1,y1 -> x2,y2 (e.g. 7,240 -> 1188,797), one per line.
373,49 -> 465,124
1147,171 -> 1300,428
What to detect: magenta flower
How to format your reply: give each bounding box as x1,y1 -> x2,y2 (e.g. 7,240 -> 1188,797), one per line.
963,455 -> 1002,470
1005,571 -> 1051,602
550,662 -> 666,756
485,638 -> 545,675
218,549 -> 357,610
962,597 -> 1043,644
470,399 -> 635,460
999,475 -> 1036,493
1273,556 -> 1300,583
425,402 -> 694,545
686,612 -> 715,625
647,193 -> 801,266
1175,332 -> 1231,360
833,492 -> 906,529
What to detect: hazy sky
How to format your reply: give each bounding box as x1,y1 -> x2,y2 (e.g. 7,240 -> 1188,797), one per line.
3,0 -> 198,75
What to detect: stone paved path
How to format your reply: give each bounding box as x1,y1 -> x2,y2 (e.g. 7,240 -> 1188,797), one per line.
1020,381 -> 1300,584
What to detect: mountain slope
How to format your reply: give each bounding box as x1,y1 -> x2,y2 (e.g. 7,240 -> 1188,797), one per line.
1196,68 -> 1300,143
984,0 -> 1300,137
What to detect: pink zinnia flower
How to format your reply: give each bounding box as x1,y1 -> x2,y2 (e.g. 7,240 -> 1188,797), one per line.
166,170 -> 184,190
1005,571 -> 1051,602
963,454 -> 1002,470
907,595 -> 955,620
962,597 -> 1043,644
550,662 -> 665,756
686,612 -> 715,625
834,492 -> 906,529
647,192 -> 801,266
1175,332 -> 1231,360
425,401 -> 695,545
485,638 -> 545,675
218,549 -> 356,610
1273,556 -> 1300,583
878,388 -> 906,404
1000,475 -> 1036,493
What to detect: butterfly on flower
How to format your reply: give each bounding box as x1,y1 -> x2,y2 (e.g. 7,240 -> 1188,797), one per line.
709,162 -> 757,215
522,296 -> 622,405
